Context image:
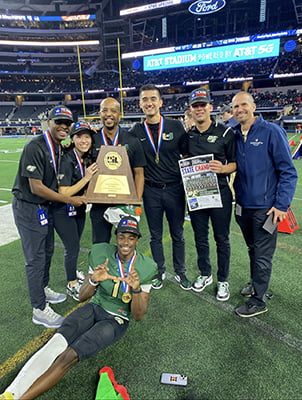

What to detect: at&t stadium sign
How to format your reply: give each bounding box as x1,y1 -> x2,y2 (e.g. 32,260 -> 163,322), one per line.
189,0 -> 226,15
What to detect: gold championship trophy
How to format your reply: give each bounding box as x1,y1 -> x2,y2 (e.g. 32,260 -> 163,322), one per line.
86,145 -> 142,204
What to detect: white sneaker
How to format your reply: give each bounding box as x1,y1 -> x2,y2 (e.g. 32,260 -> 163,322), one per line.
192,274 -> 213,292
32,304 -> 65,329
44,286 -> 67,304
76,270 -> 86,283
216,281 -> 230,301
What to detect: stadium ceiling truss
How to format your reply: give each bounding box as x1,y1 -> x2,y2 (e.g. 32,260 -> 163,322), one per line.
292,0 -> 302,24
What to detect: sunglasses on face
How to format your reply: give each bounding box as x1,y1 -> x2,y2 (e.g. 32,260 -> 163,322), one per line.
54,119 -> 73,127
191,103 -> 207,108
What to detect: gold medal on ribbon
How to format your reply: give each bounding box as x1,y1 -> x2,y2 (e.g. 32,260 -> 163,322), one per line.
155,154 -> 160,164
122,292 -> 132,303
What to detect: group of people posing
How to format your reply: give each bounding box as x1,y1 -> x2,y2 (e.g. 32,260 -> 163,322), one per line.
1,84 -> 297,400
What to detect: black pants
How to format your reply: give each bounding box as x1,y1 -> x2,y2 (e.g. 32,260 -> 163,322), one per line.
12,197 -> 54,309
90,204 -> 112,244
143,182 -> 186,276
189,185 -> 232,282
58,303 -> 128,360
235,208 -> 277,305
53,205 -> 86,282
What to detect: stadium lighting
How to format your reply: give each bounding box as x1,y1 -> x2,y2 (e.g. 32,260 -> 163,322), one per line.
120,0 -> 192,16
122,46 -> 175,59
0,40 -> 99,47
0,14 -> 95,21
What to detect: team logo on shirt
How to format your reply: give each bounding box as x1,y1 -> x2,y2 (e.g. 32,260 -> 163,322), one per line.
251,139 -> 264,147
104,151 -> 122,170
26,165 -> 37,172
163,132 -> 174,140
207,136 -> 218,143
114,316 -> 125,325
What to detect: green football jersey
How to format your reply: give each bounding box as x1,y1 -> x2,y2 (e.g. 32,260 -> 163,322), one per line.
89,243 -> 157,320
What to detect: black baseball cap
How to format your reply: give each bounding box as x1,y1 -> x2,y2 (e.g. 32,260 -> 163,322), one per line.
189,88 -> 212,105
116,216 -> 141,238
48,106 -> 74,122
70,122 -> 95,137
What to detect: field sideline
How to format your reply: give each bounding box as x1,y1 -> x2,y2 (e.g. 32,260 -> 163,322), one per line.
0,136 -> 301,400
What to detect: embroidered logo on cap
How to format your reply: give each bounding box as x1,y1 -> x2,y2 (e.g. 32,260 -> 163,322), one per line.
54,108 -> 73,117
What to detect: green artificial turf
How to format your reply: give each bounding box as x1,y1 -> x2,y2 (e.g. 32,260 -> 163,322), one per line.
0,136 -> 301,400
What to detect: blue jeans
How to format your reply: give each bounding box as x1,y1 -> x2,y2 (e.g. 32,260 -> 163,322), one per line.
235,208 -> 277,306
189,185 -> 233,282
143,182 -> 186,276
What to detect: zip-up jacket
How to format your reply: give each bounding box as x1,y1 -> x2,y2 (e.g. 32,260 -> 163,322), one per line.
234,115 -> 297,211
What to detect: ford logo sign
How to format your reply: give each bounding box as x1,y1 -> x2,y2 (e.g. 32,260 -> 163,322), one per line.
189,0 -> 226,15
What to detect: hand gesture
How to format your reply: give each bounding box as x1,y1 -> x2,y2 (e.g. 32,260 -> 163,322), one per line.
92,259 -> 119,282
120,268 -> 141,291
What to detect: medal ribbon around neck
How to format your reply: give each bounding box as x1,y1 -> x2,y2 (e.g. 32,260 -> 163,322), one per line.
116,251 -> 137,294
43,131 -> 61,178
73,149 -> 85,178
143,116 -> 164,162
101,128 -> 119,146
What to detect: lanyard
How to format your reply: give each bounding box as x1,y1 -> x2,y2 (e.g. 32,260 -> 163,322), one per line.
116,251 -> 136,294
143,116 -> 164,164
43,131 -> 61,179
73,149 -> 85,178
101,128 -> 119,146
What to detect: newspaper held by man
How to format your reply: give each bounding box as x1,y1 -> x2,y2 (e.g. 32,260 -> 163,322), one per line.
179,154 -> 222,211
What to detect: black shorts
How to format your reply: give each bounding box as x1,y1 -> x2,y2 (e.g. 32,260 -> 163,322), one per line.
58,302 -> 129,360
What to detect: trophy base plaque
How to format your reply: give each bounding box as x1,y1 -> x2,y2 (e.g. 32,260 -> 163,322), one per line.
86,145 -> 142,204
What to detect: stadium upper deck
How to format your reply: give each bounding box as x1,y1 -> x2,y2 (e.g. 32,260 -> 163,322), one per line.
0,0 -> 301,123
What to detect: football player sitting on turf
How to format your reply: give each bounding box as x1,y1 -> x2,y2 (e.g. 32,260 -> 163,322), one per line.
1,216 -> 156,400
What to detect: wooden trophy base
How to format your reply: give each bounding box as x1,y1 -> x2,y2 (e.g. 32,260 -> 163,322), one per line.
86,145 -> 142,204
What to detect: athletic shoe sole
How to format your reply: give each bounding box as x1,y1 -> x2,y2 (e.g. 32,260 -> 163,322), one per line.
45,295 -> 67,304
151,283 -> 163,290
235,307 -> 268,318
179,284 -> 192,291
216,293 -> 230,301
32,316 -> 64,329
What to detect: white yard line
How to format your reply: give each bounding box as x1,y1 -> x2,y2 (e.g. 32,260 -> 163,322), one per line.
166,272 -> 302,354
0,204 -> 20,245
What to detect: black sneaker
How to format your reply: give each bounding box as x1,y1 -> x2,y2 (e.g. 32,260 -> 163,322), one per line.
151,273 -> 166,290
175,274 -> 192,290
240,282 -> 255,297
235,302 -> 268,318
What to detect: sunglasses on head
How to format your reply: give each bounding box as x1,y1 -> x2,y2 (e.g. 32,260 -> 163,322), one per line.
54,119 -> 73,126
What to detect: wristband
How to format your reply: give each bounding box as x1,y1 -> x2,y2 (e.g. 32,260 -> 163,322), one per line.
131,287 -> 142,294
89,278 -> 99,287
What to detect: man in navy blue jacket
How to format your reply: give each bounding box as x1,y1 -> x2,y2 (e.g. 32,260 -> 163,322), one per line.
231,91 -> 297,318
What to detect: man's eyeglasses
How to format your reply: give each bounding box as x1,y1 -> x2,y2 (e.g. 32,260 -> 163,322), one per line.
54,119 -> 73,127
